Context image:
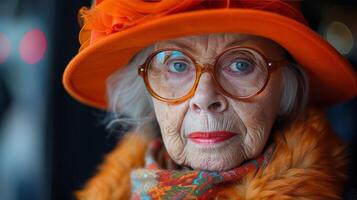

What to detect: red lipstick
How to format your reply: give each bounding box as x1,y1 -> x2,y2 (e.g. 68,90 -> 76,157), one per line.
187,131 -> 238,144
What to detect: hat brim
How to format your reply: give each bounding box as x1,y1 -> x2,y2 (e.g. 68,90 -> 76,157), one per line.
63,9 -> 357,110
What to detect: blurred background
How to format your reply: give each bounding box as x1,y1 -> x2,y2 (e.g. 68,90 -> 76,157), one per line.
0,0 -> 356,200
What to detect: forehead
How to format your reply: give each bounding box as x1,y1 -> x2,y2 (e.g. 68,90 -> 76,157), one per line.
154,33 -> 286,58
158,33 -> 248,45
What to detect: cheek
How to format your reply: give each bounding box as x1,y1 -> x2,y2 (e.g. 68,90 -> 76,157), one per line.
153,100 -> 186,136
152,99 -> 189,161
231,74 -> 283,158
241,107 -> 271,158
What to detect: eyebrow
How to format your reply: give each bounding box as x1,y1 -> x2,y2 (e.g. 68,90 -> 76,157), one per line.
162,40 -> 197,53
162,37 -> 250,54
224,37 -> 250,49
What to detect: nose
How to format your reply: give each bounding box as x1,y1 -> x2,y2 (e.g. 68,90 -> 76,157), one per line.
189,73 -> 228,114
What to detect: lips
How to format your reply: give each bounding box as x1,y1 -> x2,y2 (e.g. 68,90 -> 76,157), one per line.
187,131 -> 238,144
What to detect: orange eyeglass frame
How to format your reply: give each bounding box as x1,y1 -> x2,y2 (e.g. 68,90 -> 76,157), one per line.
138,45 -> 288,105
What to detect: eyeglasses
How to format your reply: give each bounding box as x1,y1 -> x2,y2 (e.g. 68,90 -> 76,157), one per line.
138,46 -> 287,104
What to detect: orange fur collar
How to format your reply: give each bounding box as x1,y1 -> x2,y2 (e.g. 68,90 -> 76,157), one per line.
76,109 -> 348,200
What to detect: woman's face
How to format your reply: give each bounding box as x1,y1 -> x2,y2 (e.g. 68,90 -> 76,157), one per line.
151,33 -> 285,171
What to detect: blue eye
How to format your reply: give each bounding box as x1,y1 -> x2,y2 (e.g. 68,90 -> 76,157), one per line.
229,60 -> 251,72
169,62 -> 188,73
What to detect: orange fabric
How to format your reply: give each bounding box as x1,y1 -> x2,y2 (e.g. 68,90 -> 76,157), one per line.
76,132 -> 150,200
63,0 -> 357,110
79,0 -> 307,50
75,109 -> 348,199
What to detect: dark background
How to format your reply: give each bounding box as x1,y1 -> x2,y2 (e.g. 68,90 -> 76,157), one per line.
0,1 -> 356,200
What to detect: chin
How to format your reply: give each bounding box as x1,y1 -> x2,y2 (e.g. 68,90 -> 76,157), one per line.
187,155 -> 243,171
183,143 -> 245,171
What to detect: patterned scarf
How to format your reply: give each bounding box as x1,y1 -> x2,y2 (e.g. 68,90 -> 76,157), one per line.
131,138 -> 275,200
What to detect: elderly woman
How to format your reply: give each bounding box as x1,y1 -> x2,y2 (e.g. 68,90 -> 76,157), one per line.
63,0 -> 357,199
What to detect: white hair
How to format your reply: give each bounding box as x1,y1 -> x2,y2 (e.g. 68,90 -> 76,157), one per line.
278,61 -> 309,127
104,45 -> 309,135
105,44 -> 156,135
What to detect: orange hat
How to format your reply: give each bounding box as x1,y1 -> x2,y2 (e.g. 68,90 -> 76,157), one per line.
63,0 -> 357,110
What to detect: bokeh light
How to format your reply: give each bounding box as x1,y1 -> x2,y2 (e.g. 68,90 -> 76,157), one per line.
19,29 -> 47,64
0,32 -> 11,64
325,21 -> 354,55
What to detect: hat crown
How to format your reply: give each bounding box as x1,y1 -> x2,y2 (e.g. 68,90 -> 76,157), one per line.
80,0 -> 307,50
94,0 -> 305,22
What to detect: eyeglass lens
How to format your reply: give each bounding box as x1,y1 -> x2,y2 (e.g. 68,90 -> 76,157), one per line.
147,48 -> 269,100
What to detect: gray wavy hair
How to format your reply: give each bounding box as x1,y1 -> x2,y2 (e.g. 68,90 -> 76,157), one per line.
105,42 -> 309,136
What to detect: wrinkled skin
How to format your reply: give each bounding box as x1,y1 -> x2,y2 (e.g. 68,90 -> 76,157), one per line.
152,33 -> 286,171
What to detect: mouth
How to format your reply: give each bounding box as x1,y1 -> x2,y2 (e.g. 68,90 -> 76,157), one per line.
187,131 -> 238,145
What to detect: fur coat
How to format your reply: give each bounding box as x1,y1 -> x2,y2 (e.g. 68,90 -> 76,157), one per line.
75,109 -> 349,199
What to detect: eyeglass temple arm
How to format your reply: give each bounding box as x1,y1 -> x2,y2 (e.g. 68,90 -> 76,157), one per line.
138,64 -> 145,76
268,59 -> 289,72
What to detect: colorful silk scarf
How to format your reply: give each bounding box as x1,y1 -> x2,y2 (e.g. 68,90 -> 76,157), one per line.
131,138 -> 275,200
